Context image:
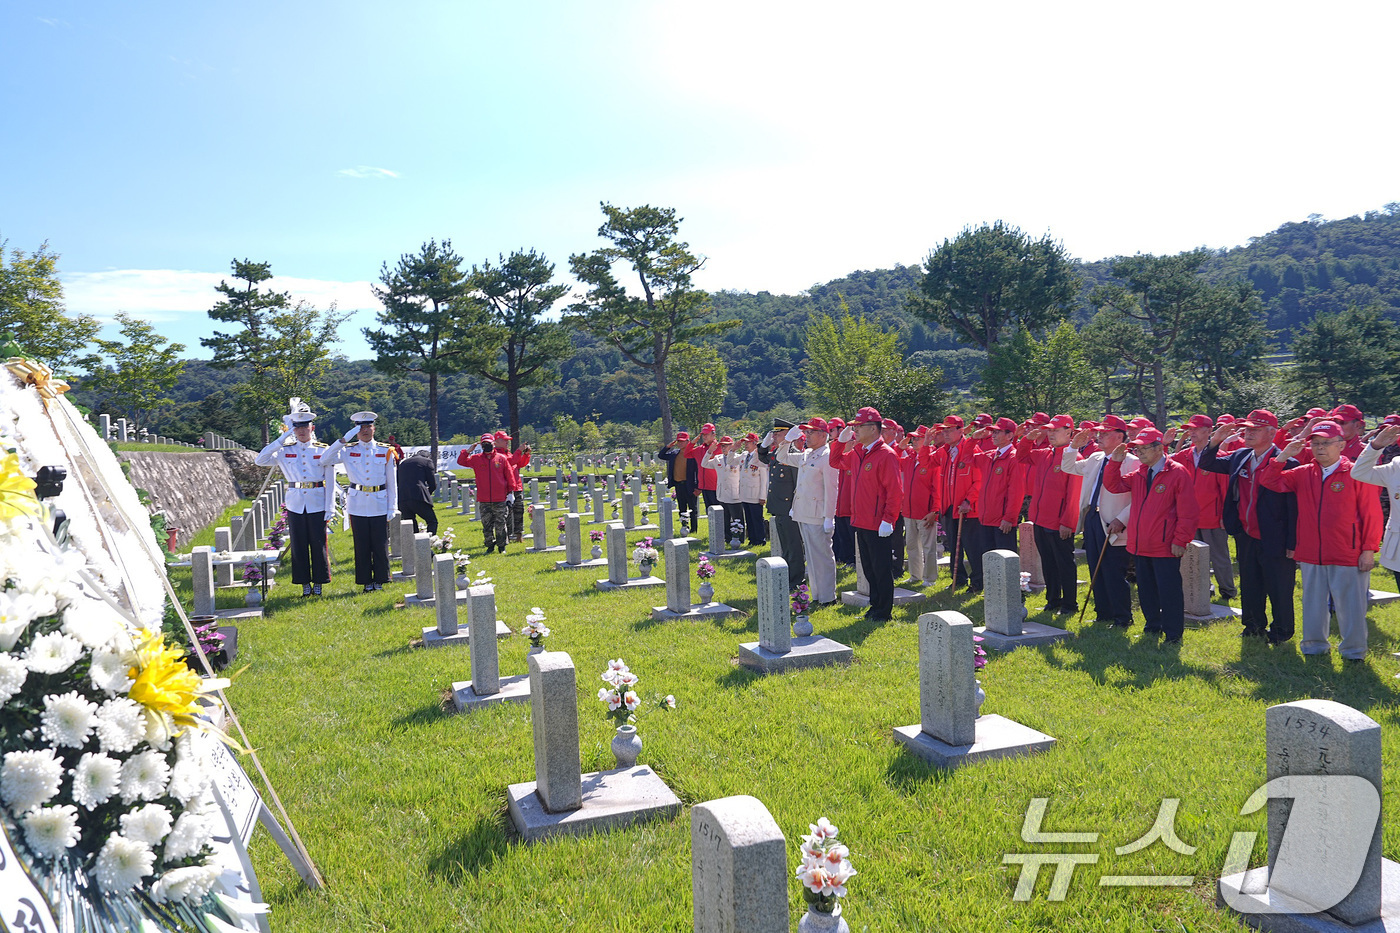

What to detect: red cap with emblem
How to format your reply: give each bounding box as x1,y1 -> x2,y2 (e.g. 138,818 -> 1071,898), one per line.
743,432 -> 759,441
1331,404 -> 1364,423
701,423 -> 716,434
479,433 -> 493,443
993,417 -> 1019,432
1098,414 -> 1130,433
1129,427 -> 1166,447
1181,414 -> 1213,430
850,407 -> 883,426
1240,409 -> 1279,428
940,414 -> 965,429
1048,414 -> 1075,430
800,417 -> 831,433
827,417 -> 845,430
1307,421 -> 1344,439
972,413 -> 994,427
675,431 -> 690,442
910,425 -> 929,437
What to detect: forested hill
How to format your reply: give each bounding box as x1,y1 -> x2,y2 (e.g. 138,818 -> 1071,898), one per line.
143,206 -> 1400,446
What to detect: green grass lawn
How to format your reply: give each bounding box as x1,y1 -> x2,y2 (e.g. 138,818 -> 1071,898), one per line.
169,502 -> 1400,932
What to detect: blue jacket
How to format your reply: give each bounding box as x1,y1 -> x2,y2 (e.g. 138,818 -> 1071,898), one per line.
1197,443 -> 1298,558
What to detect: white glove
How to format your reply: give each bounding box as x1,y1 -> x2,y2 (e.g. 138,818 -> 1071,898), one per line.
822,517 -> 834,534
506,493 -> 515,504
784,426 -> 803,442
789,508 -> 796,519
839,427 -> 855,443
878,520 -> 894,537
343,426 -> 358,442
761,430 -> 775,446
282,414 -> 294,429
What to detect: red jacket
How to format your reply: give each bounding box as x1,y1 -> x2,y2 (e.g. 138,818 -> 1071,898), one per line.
1169,446 -> 1228,529
974,445 -> 1025,527
1016,441 -> 1082,532
929,440 -> 981,519
827,439 -> 856,518
1258,457 -> 1382,566
902,445 -> 941,520
684,442 -> 717,491
456,448 -> 514,502
1103,456 -> 1200,558
506,449 -> 530,493
836,438 -> 904,530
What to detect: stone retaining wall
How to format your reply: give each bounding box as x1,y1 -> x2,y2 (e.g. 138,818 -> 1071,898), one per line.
120,450 -> 265,548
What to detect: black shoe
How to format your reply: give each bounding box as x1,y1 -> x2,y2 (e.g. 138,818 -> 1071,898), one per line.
312,584 -> 322,596
1109,620 -> 1133,629
1055,606 -> 1077,616
1241,629 -> 1267,639
1163,636 -> 1182,646
363,584 -> 375,593
302,583 -> 313,597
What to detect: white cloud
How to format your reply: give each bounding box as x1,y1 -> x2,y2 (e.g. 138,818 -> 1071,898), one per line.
336,166 -> 399,179
61,268 -> 381,323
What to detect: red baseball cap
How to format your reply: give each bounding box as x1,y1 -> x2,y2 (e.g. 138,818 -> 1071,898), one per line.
1128,417 -> 1155,430
1380,413 -> 1400,426
1304,407 -> 1331,419
941,414 -> 965,429
1048,414 -> 1075,430
850,407 -> 883,426
1129,427 -> 1166,447
909,425 -> 929,438
1029,412 -> 1050,426
1215,414 -> 1236,424
1181,414 -> 1214,430
743,432 -> 759,442
701,423 -> 716,434
1098,414 -> 1130,433
1307,421 -> 1344,440
479,433 -> 493,443
1078,420 -> 1097,431
493,430 -> 511,441
827,417 -> 846,430
972,413 -> 994,427
720,435 -> 734,444
800,417 -> 831,433
881,418 -> 900,431
1240,409 -> 1279,428
1332,404 -> 1364,423
993,417 -> 1019,432
675,431 -> 690,442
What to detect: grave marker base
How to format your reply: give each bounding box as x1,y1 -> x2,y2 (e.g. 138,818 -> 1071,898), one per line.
1184,604 -> 1243,623
420,620 -> 512,647
840,586 -> 926,607
738,636 -> 853,672
507,765 -> 681,841
1370,590 -> 1400,606
1218,860 -> 1400,933
975,621 -> 1073,651
595,574 -> 665,591
893,714 -> 1055,769
451,674 -> 531,712
701,548 -> 755,560
208,607 -> 263,621
553,558 -> 610,571
401,589 -> 467,608
649,602 -> 743,622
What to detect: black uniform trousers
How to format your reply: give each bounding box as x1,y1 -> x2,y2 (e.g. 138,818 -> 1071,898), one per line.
1236,534 -> 1296,643
742,501 -> 767,545
1033,523 -> 1077,612
1136,554 -> 1184,640
349,514 -> 390,585
942,507 -> 985,590
987,522 -> 1018,553
890,512 -> 906,578
721,501 -> 745,543
833,515 -> 856,565
773,511 -> 805,589
287,509 -> 331,584
401,501 -> 438,535
676,488 -> 700,532
1082,507 -> 1131,625
855,526 -> 895,620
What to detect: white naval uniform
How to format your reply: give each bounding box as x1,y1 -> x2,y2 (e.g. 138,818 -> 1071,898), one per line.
255,430 -> 332,514
321,439 -> 398,516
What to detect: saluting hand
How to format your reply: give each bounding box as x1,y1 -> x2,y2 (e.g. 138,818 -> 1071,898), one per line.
1208,421 -> 1234,447
1279,439 -> 1305,461
1109,446 -> 1127,462
1071,429 -> 1093,449
1371,425 -> 1400,449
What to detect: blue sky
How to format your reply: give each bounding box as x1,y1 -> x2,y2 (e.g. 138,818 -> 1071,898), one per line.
3,0 -> 1397,362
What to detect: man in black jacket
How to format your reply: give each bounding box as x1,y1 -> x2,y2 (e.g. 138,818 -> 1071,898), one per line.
659,431 -> 699,533
396,449 -> 440,534
758,421 -> 806,590
1197,410 -> 1299,644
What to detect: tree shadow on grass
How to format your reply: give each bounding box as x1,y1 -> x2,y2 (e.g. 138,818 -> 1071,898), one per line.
388,698 -> 450,730
884,747 -> 959,796
426,810 -> 512,883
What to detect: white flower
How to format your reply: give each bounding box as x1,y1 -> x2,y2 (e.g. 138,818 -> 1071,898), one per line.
142,708 -> 175,750
0,652 -> 27,703
23,632 -> 84,674
0,749 -> 64,813
530,606 -> 545,615
90,645 -> 135,694
166,746 -> 212,806
20,804 -> 80,859
39,691 -> 98,748
95,697 -> 146,754
808,817 -> 840,842
0,590 -> 47,650
151,864 -> 220,903
622,690 -> 640,711
163,811 -> 213,860
62,599 -> 124,649
120,750 -> 171,803
71,752 -> 123,809
120,803 -> 173,845
93,833 -> 155,893
596,687 -> 612,703
616,671 -> 638,687
664,694 -> 676,709
602,692 -> 622,712
606,658 -> 629,674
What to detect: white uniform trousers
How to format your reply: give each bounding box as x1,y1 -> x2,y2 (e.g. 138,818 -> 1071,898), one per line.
1299,562 -> 1371,659
799,521 -> 837,604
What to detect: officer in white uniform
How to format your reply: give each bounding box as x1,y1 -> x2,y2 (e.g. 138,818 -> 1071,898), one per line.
322,411 -> 398,590
254,409 -> 332,595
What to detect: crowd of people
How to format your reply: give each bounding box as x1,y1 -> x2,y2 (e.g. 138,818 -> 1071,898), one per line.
256,401 -> 1400,661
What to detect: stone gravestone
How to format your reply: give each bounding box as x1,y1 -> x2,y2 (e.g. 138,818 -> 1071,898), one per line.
549,481 -> 559,511
420,555 -> 467,646
1018,521 -> 1045,591
977,549 -> 1070,650
387,517 -> 402,560
239,508 -> 254,550
401,533 -> 435,605
659,498 -> 675,542
740,557 -> 851,672
769,516 -> 782,559
1220,699 -> 1397,929
506,651 -> 681,841
630,474 -> 642,502
555,466 -> 564,486
1182,540 -> 1238,621
554,513 -> 606,571
527,507 -> 563,553
651,539 -> 741,621
393,519 -> 416,581
596,522 -> 663,592
117,418 -> 129,441
893,611 -> 1055,768
622,491 -> 637,529
530,478 -> 539,504
593,489 -> 607,525
708,505 -> 725,554
568,483 -> 580,514
98,413 -> 110,440
192,546 -> 216,617
213,528 -> 235,587
691,795 -> 789,933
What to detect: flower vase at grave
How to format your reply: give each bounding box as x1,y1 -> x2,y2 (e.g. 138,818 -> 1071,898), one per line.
557,532 -> 566,546
591,544 -> 602,559
639,559 -> 656,577
244,588 -> 261,607
611,724 -> 642,768
976,679 -> 986,715
698,581 -> 714,603
799,904 -> 849,933
793,614 -> 813,637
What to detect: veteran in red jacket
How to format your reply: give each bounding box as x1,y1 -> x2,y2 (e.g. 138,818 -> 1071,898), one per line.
1103,427 -> 1201,644
1167,414 -> 1236,602
834,407 -> 905,622
1259,421 -> 1383,660
1016,414 -> 1084,616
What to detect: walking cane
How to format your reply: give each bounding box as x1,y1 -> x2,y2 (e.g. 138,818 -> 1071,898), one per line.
947,511 -> 965,592
1077,525 -> 1112,626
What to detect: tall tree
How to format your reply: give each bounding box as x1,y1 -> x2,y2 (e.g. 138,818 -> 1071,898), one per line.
566,203 -> 739,441
1087,248 -> 1216,428
365,239 -> 494,460
980,322 -> 1095,421
469,249 -> 571,449
0,238 -> 98,371
665,343 -> 728,432
1288,303 -> 1400,414
266,299 -> 350,415
1170,281 -> 1269,413
201,259 -> 293,445
908,221 -> 1080,353
79,312 -> 186,429
802,304 -> 903,415
851,357 -> 947,431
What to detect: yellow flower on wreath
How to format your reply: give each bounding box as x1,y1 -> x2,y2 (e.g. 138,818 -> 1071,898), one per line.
127,628 -> 228,735
0,451 -> 40,520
